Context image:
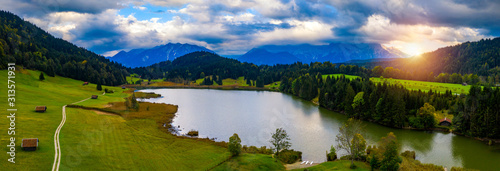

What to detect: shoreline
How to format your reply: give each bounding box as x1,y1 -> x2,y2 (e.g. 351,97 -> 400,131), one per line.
129,84 -> 500,145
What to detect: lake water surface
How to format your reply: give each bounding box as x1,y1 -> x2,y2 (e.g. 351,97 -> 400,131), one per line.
139,89 -> 499,170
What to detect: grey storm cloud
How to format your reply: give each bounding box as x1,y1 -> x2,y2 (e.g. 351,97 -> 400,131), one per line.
0,0 -> 125,17
327,0 -> 500,35
1,0 -> 499,55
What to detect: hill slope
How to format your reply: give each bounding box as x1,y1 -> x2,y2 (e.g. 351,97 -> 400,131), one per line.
369,38 -> 500,80
109,43 -> 214,68
0,10 -> 128,85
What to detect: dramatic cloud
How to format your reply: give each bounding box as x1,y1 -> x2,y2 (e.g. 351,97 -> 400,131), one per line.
2,0 -> 499,56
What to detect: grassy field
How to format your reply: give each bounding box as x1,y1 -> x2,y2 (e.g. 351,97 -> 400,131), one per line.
0,68 -> 230,170
292,160 -> 370,171
370,77 -> 472,94
322,74 -> 473,94
213,153 -> 285,171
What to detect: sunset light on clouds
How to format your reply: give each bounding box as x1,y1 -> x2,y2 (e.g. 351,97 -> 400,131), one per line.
1,0 -> 498,56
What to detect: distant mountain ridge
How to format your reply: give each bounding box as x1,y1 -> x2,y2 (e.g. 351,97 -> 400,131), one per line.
109,43 -> 214,68
239,43 -> 409,65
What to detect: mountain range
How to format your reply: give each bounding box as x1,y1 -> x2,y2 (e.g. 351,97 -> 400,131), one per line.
110,42 -> 409,67
109,43 -> 214,68
238,43 -> 409,65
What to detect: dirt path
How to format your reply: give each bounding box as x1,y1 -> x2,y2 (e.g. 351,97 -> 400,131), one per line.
51,92 -> 104,171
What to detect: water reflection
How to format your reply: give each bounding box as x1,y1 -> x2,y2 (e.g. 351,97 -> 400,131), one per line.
140,89 -> 499,170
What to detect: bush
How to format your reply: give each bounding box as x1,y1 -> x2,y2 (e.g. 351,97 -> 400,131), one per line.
369,154 -> 380,170
401,150 -> 416,159
187,130 -> 198,136
326,145 -> 337,161
277,149 -> 302,164
104,88 -> 114,93
247,146 -> 258,154
228,133 -> 242,156
258,146 -> 273,154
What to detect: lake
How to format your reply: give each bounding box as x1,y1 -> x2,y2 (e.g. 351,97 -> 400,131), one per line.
139,89 -> 499,170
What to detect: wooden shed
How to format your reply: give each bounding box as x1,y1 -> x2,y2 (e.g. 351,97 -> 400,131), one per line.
35,106 -> 47,112
439,117 -> 452,126
91,95 -> 98,99
83,82 -> 89,85
121,86 -> 126,89
22,138 -> 39,151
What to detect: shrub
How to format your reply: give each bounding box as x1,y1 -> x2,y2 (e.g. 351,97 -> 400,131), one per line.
326,145 -> 337,161
277,149 -> 302,164
369,154 -> 380,170
228,133 -> 242,156
247,146 -> 258,154
401,150 -> 416,159
187,130 -> 199,136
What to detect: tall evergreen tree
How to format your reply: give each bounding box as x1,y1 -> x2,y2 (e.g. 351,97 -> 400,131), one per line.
39,72 -> 45,81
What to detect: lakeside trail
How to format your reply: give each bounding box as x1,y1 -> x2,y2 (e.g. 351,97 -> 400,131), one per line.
51,92 -> 105,171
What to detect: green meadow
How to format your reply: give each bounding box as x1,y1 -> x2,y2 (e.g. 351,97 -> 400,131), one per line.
292,160 -> 370,171
323,74 -> 473,94
213,153 -> 285,171
0,68 -> 229,170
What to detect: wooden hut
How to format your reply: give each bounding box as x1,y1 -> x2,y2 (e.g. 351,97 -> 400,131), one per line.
439,117 -> 452,126
83,82 -> 89,85
91,95 -> 98,99
35,106 -> 47,112
22,138 -> 39,151
121,86 -> 126,89
462,82 -> 468,86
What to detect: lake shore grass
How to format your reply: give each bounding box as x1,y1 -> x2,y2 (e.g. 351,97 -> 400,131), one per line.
212,153 -> 286,171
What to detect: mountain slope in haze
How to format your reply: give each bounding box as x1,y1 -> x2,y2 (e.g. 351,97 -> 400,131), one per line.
238,48 -> 301,65
0,10 -> 127,85
239,43 -> 409,65
109,43 -> 214,68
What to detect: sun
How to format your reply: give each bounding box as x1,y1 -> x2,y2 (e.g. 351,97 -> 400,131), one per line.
405,44 -> 423,56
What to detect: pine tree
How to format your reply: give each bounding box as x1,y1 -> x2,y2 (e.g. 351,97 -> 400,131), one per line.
39,72 -> 45,81
97,82 -> 102,91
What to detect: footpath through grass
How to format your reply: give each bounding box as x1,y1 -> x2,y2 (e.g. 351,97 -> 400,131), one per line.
0,68 -> 230,170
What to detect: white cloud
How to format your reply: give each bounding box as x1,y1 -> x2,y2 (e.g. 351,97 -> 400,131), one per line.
255,20 -> 336,45
133,6 -> 147,10
358,14 -> 488,55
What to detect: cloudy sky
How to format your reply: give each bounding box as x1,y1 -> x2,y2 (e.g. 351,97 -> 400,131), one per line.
2,0 -> 499,56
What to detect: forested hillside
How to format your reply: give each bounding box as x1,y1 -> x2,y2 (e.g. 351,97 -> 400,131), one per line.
0,11 -> 128,85
368,38 -> 500,83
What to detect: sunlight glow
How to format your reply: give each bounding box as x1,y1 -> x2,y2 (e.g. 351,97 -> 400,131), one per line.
405,44 -> 423,56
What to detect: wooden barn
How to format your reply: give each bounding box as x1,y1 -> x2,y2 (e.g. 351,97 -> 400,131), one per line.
83,82 -> 89,85
439,117 -> 452,126
91,95 -> 98,99
22,138 -> 39,151
35,106 -> 47,112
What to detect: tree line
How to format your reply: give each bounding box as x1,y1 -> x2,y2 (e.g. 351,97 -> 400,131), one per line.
0,10 -> 128,86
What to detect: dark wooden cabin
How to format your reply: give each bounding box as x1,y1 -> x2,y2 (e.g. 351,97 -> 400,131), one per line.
35,106 -> 47,112
83,82 -> 89,85
91,95 -> 98,99
439,117 -> 452,126
22,138 -> 39,151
